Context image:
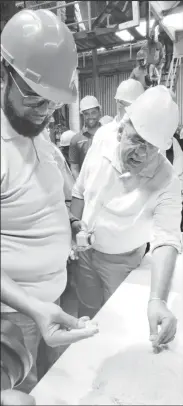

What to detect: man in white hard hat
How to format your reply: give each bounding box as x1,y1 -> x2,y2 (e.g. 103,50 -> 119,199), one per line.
71,85 -> 182,350
93,78 -> 144,145
69,95 -> 101,179
1,9 -> 98,394
99,115 -> 114,126
130,49 -> 159,90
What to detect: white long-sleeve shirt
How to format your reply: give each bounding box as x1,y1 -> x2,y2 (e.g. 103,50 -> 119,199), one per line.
163,138 -> 183,202
72,129 -> 182,255
1,110 -> 71,312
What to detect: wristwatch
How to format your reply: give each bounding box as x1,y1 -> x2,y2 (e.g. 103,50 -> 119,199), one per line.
70,215 -> 80,225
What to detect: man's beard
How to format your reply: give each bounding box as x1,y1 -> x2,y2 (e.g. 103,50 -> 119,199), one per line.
4,86 -> 50,138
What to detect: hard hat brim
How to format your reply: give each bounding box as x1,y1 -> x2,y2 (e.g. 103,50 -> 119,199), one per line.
17,69 -> 77,105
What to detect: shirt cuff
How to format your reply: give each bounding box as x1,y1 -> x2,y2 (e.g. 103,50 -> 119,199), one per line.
151,236 -> 182,254
72,188 -> 84,200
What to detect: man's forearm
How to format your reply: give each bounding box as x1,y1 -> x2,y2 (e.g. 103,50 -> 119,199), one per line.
71,196 -> 84,220
70,164 -> 80,181
1,270 -> 42,321
150,245 -> 178,301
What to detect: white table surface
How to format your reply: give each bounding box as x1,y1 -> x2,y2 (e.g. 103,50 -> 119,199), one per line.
32,253 -> 183,405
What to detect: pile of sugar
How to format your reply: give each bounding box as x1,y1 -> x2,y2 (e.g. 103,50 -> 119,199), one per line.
79,344 -> 183,405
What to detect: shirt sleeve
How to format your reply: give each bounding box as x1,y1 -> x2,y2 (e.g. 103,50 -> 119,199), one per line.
130,69 -> 136,79
1,139 -> 8,193
69,136 -> 80,165
72,141 -> 100,200
53,145 -> 74,204
151,174 -> 182,253
173,138 -> 183,201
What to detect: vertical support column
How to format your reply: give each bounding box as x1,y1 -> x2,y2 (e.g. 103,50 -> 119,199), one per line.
92,48 -> 100,101
56,1 -> 66,22
69,69 -> 80,133
146,1 -> 150,39
87,0 -> 100,101
87,0 -> 92,30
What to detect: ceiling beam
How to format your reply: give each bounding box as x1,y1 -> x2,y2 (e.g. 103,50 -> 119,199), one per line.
150,1 -> 175,42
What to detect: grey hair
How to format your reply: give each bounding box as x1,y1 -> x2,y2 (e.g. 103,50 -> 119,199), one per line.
117,115 -> 132,141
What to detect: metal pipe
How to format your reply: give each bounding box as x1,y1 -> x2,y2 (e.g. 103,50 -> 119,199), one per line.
146,1 -> 150,38
87,1 -> 92,31
67,17 -> 95,27
78,40 -> 146,59
27,0 -> 82,10
27,1 -> 53,9
47,1 -> 80,12
106,1 -> 110,28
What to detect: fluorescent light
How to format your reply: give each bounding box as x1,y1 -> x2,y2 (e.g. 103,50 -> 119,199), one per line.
136,19 -> 155,37
97,47 -> 105,52
116,30 -> 134,42
163,12 -> 183,30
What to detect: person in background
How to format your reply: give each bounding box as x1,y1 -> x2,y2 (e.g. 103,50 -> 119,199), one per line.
130,49 -> 159,90
99,115 -> 113,126
1,9 -> 98,394
180,127 -> 183,142
59,129 -> 76,167
48,115 -> 55,143
157,25 -> 173,73
141,30 -> 165,75
69,95 -> 101,179
71,86 -> 181,350
93,79 -> 144,144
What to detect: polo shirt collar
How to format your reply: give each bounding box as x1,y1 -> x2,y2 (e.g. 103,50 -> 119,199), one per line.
1,109 -> 20,140
82,123 -> 102,137
102,137 -> 122,174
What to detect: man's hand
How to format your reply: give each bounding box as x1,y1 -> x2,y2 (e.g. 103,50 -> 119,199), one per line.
1,390 -> 35,405
70,220 -> 91,258
147,299 -> 177,348
71,220 -> 87,239
33,302 -> 99,347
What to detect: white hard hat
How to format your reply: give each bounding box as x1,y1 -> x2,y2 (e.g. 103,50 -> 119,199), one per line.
80,95 -> 101,113
100,115 -> 113,125
60,130 -> 75,146
125,85 -> 179,150
1,9 -> 77,104
136,49 -> 147,60
114,79 -> 144,103
180,127 -> 183,140
49,116 -> 55,123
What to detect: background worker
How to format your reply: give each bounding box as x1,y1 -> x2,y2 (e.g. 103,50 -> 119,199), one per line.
71,86 -> 181,349
1,9 -> 98,394
93,78 -> 144,144
69,95 -> 101,180
59,129 -> 76,167
130,49 -> 159,90
141,30 -> 165,75
99,115 -> 113,126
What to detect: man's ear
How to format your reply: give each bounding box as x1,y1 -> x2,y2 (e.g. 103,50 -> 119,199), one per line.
1,59 -> 9,89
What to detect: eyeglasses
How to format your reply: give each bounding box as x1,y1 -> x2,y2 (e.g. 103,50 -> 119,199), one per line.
117,100 -> 130,107
10,72 -> 63,110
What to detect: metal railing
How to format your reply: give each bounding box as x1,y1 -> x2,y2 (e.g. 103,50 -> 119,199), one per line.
25,0 -> 94,30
